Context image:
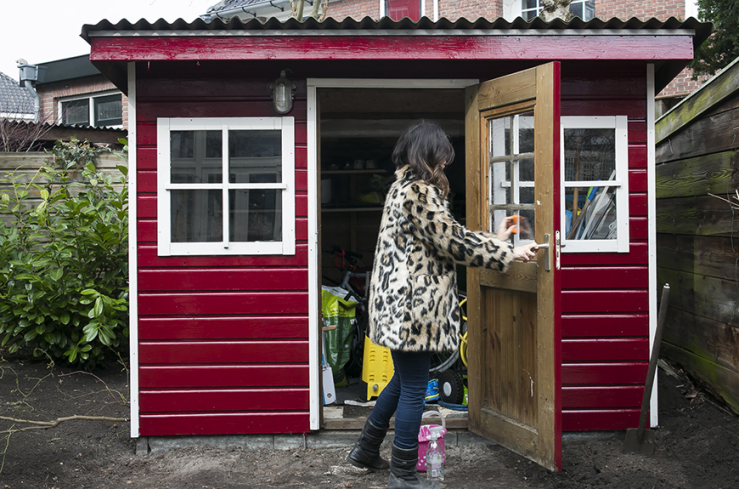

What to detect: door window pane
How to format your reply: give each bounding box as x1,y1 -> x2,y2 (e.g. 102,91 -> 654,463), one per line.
489,112 -> 536,246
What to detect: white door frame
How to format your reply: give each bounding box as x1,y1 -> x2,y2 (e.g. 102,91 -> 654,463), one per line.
306,78 -> 478,429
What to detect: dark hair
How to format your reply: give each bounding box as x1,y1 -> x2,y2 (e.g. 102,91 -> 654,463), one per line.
391,120 -> 454,198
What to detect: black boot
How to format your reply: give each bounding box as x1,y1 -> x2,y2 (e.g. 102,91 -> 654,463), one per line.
388,443 -> 445,488
347,418 -> 390,470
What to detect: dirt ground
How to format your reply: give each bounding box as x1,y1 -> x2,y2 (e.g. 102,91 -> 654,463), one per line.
1,349 -> 738,489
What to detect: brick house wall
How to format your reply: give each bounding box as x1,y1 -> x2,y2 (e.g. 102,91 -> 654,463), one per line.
438,0 -> 501,21
36,75 -> 128,128
330,0 -> 377,20
324,0 -> 706,98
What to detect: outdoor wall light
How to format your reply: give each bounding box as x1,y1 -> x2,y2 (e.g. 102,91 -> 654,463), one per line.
270,70 -> 296,115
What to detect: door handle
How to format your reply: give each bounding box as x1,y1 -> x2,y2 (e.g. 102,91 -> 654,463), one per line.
536,231 -> 561,271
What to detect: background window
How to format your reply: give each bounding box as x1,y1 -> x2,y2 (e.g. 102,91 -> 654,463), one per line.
521,0 -> 595,21
385,0 -> 421,21
60,93 -> 122,127
158,117 -> 295,256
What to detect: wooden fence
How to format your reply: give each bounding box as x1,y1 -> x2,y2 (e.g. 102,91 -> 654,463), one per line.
655,58 -> 739,413
0,152 -> 126,225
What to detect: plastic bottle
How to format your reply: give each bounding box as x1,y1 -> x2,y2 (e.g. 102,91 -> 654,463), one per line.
426,431 -> 444,482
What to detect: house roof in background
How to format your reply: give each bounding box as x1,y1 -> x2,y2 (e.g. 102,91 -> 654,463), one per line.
0,72 -> 35,115
202,0 -> 289,21
36,55 -> 102,85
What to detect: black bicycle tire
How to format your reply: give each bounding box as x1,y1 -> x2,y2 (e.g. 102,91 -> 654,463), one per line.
428,291 -> 466,376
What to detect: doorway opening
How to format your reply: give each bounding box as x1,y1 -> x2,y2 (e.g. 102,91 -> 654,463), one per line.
314,85 -> 468,429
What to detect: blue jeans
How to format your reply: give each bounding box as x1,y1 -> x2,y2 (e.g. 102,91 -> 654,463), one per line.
368,350 -> 431,450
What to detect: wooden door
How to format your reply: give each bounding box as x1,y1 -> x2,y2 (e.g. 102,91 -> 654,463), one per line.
465,63 -> 562,471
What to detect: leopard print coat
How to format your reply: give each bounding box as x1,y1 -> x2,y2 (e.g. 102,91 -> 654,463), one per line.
368,165 -> 515,353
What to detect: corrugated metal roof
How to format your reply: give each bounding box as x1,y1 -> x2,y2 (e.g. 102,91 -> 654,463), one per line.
0,72 -> 35,116
81,16 -> 712,48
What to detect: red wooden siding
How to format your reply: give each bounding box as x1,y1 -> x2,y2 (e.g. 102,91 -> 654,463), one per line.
135,69 -> 311,436
130,59 -> 655,435
139,365 -> 309,387
91,35 -> 693,63
559,67 -> 651,431
139,412 -> 310,437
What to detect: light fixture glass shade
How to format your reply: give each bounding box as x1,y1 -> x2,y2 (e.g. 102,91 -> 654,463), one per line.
271,70 -> 295,115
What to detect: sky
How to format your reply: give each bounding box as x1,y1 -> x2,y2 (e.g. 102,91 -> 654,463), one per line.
1,0 -> 210,80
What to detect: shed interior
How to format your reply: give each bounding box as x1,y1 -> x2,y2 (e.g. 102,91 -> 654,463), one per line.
317,87 -> 467,411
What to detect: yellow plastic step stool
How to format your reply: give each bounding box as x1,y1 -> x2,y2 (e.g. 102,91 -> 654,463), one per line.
361,335 -> 394,400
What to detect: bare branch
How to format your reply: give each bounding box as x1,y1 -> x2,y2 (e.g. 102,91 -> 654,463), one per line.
0,415 -> 128,432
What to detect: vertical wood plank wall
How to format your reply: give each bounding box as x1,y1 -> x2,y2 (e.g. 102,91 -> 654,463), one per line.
559,65 -> 650,430
134,65 -> 311,436
655,64 -> 739,414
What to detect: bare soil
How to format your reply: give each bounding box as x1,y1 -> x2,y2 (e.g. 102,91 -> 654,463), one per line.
1,349 -> 738,489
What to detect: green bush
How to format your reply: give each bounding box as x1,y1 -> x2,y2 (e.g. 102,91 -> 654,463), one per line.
0,138 -> 129,368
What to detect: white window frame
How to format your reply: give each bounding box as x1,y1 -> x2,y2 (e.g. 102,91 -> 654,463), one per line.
516,0 -> 595,21
560,116 -> 629,253
156,116 -> 295,256
685,0 -> 700,19
57,90 -> 123,128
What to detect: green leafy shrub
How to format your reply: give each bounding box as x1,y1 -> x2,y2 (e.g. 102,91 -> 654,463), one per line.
0,138 -> 129,367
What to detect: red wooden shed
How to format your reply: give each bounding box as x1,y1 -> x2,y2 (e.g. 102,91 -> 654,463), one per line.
83,15 -> 710,471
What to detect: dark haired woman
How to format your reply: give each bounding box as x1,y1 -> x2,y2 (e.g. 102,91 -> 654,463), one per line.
347,120 -> 538,488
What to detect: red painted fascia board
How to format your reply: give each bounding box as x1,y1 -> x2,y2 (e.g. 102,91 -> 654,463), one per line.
89,35 -> 694,62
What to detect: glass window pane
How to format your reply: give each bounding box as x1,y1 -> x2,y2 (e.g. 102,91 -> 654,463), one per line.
171,130 -> 223,184
205,131 -> 222,158
93,94 -> 122,126
490,117 -> 512,158
569,3 -> 583,18
519,158 -> 535,182
517,209 -> 536,241
565,186 -> 617,240
62,99 -> 89,125
386,0 -> 421,21
517,114 -> 535,154
564,128 -> 616,182
229,130 -> 282,184
171,190 -> 222,242
525,0 -> 539,9
584,1 -> 595,21
520,186 -> 535,204
230,189 -> 282,242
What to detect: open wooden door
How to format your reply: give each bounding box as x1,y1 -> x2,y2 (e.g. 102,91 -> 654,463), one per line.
465,63 -> 562,471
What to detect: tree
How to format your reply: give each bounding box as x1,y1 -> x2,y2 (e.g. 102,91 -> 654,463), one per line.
290,0 -> 328,21
690,0 -> 739,77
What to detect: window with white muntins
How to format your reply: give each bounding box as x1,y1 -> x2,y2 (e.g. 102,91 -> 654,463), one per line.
59,91 -> 123,127
520,0 -> 595,21
561,116 -> 629,253
157,117 -> 295,256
